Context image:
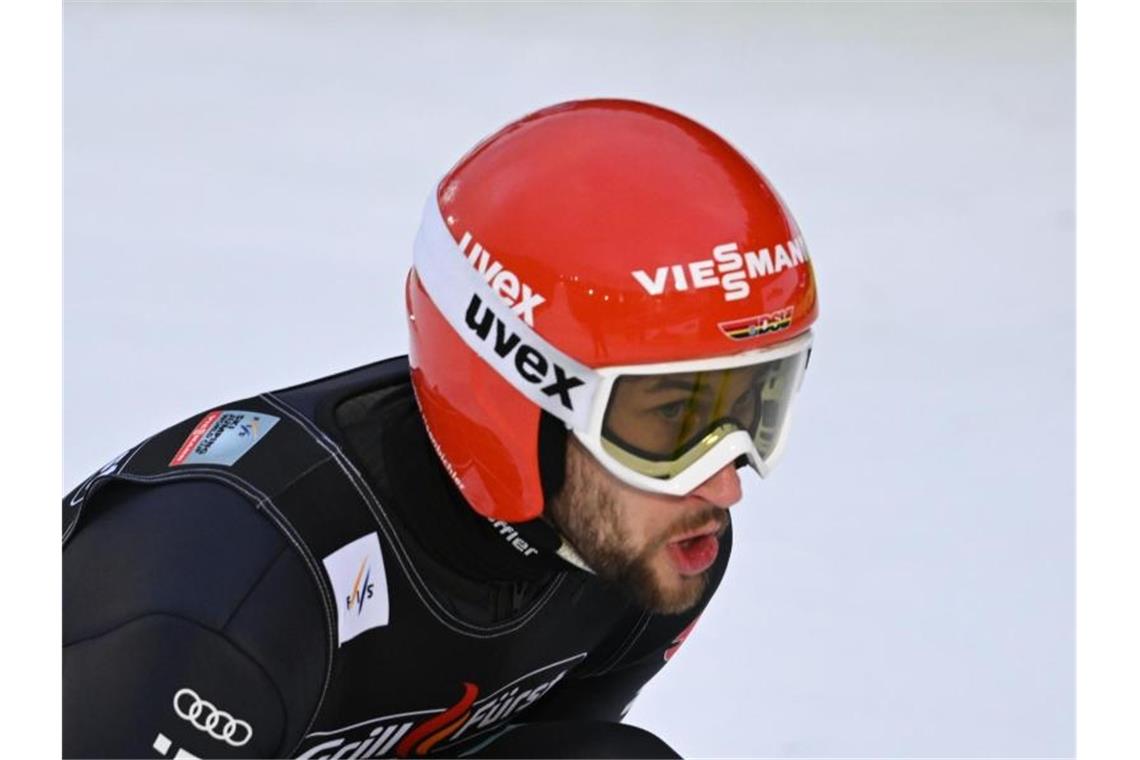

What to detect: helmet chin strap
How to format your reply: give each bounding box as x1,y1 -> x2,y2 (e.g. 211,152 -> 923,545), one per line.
554,533 -> 595,574
537,410 -> 596,573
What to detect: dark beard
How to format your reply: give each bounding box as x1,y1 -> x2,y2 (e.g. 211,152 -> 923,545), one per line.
546,444 -> 719,614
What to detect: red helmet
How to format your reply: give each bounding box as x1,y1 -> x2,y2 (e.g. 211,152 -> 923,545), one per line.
407,99 -> 818,523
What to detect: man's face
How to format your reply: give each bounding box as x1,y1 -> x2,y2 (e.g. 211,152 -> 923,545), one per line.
546,436 -> 742,615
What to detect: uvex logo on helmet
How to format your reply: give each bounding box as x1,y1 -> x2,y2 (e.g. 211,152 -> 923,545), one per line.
458,231 -> 546,326
463,294 -> 585,411
632,237 -> 810,302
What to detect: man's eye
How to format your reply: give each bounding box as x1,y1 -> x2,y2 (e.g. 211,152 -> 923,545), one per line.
656,401 -> 686,421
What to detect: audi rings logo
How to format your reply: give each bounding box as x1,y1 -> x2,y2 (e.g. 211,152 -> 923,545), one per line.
173,687 -> 253,748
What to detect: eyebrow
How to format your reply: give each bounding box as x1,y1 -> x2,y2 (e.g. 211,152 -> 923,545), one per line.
644,377 -> 707,394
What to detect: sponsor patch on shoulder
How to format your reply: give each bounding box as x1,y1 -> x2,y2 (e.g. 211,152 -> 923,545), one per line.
169,409 -> 280,467
322,532 -> 390,645
717,306 -> 794,341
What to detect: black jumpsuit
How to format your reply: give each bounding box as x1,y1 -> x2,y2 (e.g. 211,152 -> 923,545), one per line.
63,358 -> 732,759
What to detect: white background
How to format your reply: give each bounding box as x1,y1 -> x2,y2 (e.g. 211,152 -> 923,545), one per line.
64,3 -> 1074,757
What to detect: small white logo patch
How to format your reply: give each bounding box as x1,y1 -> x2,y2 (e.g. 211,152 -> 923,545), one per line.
322,532 -> 390,645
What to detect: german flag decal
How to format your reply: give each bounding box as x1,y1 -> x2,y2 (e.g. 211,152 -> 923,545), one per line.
717,307 -> 794,341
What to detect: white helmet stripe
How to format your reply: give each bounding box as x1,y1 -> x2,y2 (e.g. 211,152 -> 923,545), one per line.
412,194 -> 601,431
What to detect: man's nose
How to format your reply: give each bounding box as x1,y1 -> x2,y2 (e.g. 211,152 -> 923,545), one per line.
689,462 -> 742,509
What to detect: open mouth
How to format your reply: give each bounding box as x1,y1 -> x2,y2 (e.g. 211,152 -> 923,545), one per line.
665,522 -> 724,576
670,521 -> 725,544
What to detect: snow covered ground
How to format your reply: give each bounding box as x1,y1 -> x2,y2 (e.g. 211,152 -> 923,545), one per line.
64,3 -> 1074,757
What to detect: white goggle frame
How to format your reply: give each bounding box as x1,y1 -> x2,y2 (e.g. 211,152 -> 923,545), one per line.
573,329 -> 813,496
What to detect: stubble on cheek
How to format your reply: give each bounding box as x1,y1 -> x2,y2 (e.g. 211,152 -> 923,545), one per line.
546,444 -> 629,580
547,444 -> 712,615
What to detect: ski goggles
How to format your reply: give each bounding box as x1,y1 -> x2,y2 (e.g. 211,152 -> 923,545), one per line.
572,330 -> 812,495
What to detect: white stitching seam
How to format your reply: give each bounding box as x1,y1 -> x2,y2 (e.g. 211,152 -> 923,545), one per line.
107,468 -> 336,750
592,612 -> 653,677
62,434 -> 156,546
260,392 -> 567,638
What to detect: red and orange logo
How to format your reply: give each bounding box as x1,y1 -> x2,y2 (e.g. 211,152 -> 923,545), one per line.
395,683 -> 479,757
717,307 -> 794,341
664,615 -> 701,662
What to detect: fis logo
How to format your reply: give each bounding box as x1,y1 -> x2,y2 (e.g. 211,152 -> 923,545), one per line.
718,307 -> 794,341
632,237 -> 809,302
463,294 -> 585,411
346,557 -> 376,615
238,417 -> 261,438
458,231 -> 546,326
322,533 -> 389,645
